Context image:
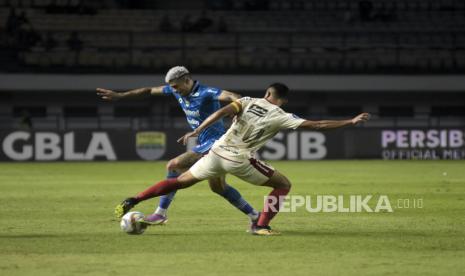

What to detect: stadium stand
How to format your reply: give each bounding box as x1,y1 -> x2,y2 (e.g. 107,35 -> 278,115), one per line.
1,0 -> 464,73
0,0 -> 464,130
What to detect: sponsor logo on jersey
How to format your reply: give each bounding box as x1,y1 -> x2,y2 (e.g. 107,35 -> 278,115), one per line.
184,109 -> 200,117
135,131 -> 166,160
178,98 -> 190,107
187,118 -> 200,126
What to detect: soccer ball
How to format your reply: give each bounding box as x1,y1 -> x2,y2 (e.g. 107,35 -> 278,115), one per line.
120,211 -> 147,235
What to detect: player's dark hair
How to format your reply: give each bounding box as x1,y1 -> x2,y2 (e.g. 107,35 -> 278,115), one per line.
268,83 -> 289,99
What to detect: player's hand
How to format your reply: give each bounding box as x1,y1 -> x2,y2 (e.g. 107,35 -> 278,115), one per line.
177,131 -> 199,145
352,113 -> 371,125
96,88 -> 122,101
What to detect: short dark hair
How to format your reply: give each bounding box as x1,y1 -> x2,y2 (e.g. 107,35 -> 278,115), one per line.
268,83 -> 289,99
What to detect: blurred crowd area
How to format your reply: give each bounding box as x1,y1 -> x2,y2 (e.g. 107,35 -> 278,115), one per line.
1,0 -> 464,74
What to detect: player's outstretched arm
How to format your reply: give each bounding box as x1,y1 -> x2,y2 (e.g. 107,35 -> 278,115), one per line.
217,90 -> 241,102
178,101 -> 241,145
298,113 -> 371,130
96,86 -> 165,101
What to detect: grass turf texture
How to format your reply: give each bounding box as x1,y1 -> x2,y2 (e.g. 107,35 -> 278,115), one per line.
0,161 -> 464,276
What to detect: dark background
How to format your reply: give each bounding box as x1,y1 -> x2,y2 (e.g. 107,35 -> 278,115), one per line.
0,0 -> 464,160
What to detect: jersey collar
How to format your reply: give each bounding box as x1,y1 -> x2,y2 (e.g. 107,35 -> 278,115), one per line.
188,81 -> 200,96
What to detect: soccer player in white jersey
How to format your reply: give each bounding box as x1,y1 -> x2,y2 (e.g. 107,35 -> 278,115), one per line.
118,83 -> 370,235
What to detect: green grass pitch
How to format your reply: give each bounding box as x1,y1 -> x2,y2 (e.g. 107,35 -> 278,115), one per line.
1,161 -> 464,275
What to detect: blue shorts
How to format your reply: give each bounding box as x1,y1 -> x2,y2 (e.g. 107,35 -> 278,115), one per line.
192,138 -> 217,154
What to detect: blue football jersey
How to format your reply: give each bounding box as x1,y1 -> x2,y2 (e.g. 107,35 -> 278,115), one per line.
162,81 -> 226,144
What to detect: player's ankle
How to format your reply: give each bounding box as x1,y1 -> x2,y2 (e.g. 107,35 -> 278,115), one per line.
155,207 -> 168,216
248,210 -> 260,221
131,197 -> 142,204
256,224 -> 270,229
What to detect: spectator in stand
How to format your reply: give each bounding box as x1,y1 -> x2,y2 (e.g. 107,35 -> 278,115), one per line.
7,8 -> 40,51
6,7 -> 20,35
19,110 -> 33,130
14,24 -> 41,51
191,11 -> 213,32
17,11 -> 30,27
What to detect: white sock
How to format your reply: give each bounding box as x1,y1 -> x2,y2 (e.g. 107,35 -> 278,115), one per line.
247,210 -> 259,221
155,207 -> 167,217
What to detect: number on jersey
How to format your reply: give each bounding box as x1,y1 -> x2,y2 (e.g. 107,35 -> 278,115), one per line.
247,104 -> 268,117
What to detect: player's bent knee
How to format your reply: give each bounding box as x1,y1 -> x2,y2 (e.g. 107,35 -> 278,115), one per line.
274,179 -> 291,190
166,158 -> 180,171
283,180 -> 292,190
281,176 -> 292,190
177,171 -> 200,189
279,173 -> 292,189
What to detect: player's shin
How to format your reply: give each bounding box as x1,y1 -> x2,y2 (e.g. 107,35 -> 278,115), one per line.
257,188 -> 290,227
221,184 -> 259,220
154,171 -> 179,216
135,178 -> 183,202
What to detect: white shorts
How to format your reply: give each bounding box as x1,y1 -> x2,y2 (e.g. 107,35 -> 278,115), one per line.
189,150 -> 275,185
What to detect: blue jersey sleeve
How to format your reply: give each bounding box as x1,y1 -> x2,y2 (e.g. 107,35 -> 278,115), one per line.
205,87 -> 222,100
162,85 -> 173,95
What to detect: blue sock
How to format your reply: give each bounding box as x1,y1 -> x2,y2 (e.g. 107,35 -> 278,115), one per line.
154,171 -> 178,215
221,184 -> 258,219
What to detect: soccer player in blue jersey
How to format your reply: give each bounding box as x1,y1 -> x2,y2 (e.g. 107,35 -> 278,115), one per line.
97,66 -> 260,227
